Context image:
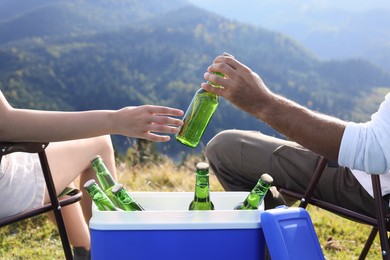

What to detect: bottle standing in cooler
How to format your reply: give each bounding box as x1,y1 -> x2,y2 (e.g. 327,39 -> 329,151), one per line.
189,162 -> 215,210
83,179 -> 118,211
234,173 -> 273,210
90,155 -> 123,209
112,183 -> 144,211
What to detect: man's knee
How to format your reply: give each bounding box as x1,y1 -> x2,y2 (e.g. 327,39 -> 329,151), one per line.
205,129 -> 242,161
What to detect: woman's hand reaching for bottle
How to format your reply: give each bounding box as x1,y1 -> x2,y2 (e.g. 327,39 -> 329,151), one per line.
112,105 -> 184,142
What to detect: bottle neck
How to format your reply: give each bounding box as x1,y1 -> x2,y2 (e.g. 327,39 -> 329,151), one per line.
86,184 -> 107,203
194,173 -> 211,200
244,180 -> 271,207
115,188 -> 133,203
93,163 -> 116,190
252,180 -> 271,196
197,87 -> 219,98
87,184 -> 117,211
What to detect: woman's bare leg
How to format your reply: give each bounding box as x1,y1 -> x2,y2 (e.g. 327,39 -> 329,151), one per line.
44,135 -> 116,250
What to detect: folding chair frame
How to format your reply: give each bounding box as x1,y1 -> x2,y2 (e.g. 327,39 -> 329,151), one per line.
0,142 -> 82,260
279,157 -> 390,260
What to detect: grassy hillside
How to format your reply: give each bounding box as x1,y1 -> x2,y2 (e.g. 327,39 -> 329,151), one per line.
0,155 -> 383,259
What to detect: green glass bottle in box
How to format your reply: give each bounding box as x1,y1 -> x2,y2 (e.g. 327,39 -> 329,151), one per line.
112,183 -> 144,211
90,155 -> 123,209
189,162 -> 215,211
234,173 -> 273,210
83,179 -> 118,211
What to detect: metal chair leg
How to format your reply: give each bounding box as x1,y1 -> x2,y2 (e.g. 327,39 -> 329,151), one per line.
39,150 -> 74,260
372,175 -> 390,260
359,227 -> 378,260
298,157 -> 328,208
280,156 -> 390,259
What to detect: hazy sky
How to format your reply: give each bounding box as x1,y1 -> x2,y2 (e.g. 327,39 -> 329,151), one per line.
188,0 -> 390,13
187,0 -> 390,68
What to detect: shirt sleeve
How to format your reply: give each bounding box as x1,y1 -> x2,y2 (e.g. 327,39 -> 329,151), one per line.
338,93 -> 390,174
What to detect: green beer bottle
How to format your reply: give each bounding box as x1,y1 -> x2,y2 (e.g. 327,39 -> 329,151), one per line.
189,162 -> 215,210
175,54 -> 231,148
90,155 -> 123,209
111,183 -> 144,211
234,173 -> 273,210
175,87 -> 219,148
83,179 -> 118,211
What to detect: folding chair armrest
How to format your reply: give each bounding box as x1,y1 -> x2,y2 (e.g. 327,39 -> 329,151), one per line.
0,188 -> 82,227
58,187 -> 83,207
0,142 -> 49,155
279,188 -> 379,226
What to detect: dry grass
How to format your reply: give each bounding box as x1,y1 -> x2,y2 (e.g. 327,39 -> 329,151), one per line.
116,155 -> 224,192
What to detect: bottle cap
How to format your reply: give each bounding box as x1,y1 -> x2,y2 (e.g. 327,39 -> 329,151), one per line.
196,162 -> 209,170
111,183 -> 124,194
90,154 -> 102,163
84,179 -> 96,189
260,173 -> 273,184
222,52 -> 234,58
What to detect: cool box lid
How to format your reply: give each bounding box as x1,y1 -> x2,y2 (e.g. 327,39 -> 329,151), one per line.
261,206 -> 325,260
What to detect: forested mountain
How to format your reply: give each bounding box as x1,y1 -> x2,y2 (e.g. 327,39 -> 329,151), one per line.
1,0 -> 389,157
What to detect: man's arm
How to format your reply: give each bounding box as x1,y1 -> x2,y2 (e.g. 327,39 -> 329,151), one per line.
201,55 -> 346,160
259,93 -> 346,160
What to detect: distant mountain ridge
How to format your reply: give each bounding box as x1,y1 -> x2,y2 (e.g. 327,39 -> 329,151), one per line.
188,0 -> 390,73
0,0 -> 389,156
0,0 -> 189,21
0,0 -> 190,45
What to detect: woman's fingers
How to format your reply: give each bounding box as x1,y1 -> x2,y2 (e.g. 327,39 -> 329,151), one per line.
146,105 -> 184,117
143,133 -> 171,142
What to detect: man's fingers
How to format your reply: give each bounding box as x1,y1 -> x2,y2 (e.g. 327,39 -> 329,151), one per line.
201,82 -> 226,96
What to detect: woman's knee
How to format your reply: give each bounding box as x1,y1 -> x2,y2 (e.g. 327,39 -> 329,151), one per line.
95,135 -> 114,154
